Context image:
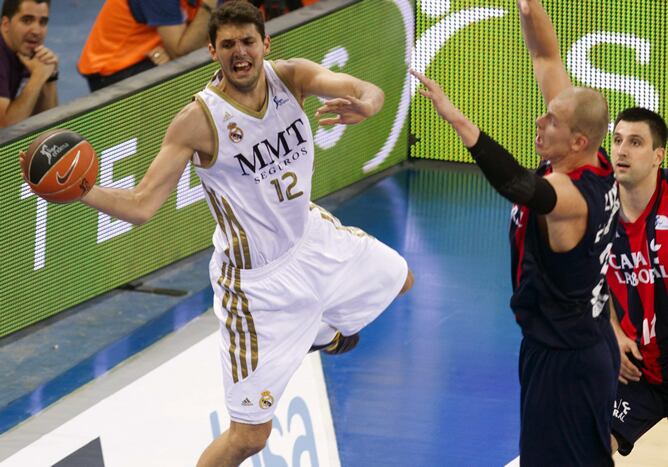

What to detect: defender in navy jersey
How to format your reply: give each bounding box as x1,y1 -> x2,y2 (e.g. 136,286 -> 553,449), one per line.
21,2 -> 413,466
606,108 -> 668,456
413,0 -> 620,464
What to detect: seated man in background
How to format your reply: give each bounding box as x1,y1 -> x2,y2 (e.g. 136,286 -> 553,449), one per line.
78,0 -> 218,91
0,0 -> 58,128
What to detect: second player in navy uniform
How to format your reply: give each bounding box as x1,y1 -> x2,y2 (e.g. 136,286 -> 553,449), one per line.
606,108 -> 668,456
412,0 -> 620,464
21,2 -> 413,466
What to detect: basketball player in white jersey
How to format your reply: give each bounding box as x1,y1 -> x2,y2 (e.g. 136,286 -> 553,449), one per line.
22,2 -> 413,465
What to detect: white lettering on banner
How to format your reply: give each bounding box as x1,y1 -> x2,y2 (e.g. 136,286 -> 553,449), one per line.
567,32 -> 659,131
20,183 -> 48,270
208,396 -> 320,467
410,5 -> 507,98
315,47 -> 349,150
96,139 -> 137,243
420,0 -> 450,17
176,161 -> 204,209
377,2 -> 503,175
1,333 -> 340,467
363,0 -> 416,173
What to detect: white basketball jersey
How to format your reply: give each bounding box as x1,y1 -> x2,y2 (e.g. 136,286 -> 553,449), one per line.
193,61 -> 314,269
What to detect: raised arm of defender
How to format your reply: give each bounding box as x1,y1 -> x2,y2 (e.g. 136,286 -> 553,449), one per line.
517,0 -> 571,104
410,69 -> 557,213
410,68 -> 592,252
275,58 -> 384,126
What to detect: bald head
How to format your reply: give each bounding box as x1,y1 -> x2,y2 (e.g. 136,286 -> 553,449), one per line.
555,87 -> 609,152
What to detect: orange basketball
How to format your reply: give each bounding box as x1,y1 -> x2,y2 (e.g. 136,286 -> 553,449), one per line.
23,129 -> 98,203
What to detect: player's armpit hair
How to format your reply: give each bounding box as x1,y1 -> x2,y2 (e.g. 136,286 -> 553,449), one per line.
467,131 -> 557,215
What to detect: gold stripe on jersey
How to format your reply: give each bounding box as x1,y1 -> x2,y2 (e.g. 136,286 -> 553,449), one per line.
270,60 -> 302,108
220,263 -> 241,383
206,79 -> 269,120
192,96 -> 219,169
206,188 -> 244,268
204,184 -> 232,264
219,195 -> 252,269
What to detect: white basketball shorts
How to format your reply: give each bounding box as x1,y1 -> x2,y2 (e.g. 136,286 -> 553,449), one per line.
208,204 -> 408,424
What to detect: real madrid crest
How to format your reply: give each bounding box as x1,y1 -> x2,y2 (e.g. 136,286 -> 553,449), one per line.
228,122 -> 244,143
259,390 -> 274,409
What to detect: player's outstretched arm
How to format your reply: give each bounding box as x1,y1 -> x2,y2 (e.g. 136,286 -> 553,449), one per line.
411,68 -> 558,216
277,58 -> 384,126
517,0 -> 571,105
81,103 -> 209,224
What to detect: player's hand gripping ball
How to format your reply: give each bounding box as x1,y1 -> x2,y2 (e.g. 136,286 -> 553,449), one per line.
20,129 -> 98,203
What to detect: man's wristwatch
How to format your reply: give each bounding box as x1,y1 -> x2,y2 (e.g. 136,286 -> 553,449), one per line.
47,71 -> 59,82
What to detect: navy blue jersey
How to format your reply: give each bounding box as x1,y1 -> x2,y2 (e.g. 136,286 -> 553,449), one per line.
510,150 -> 619,348
608,169 -> 668,385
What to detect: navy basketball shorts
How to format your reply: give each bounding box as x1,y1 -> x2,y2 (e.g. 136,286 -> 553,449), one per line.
518,326 -> 620,466
612,376 -> 668,456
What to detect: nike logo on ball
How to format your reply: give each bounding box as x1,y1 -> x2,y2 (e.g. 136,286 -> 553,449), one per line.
56,150 -> 80,185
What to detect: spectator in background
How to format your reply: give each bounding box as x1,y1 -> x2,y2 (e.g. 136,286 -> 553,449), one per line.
78,0 -> 218,91
0,0 -> 58,128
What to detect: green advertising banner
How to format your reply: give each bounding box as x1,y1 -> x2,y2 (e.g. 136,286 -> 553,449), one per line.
0,0 -> 412,338
411,0 -> 668,167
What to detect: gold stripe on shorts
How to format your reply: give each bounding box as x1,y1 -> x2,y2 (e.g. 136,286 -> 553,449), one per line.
220,263 -> 240,383
229,279 -> 249,379
219,262 -> 259,382
232,267 -> 259,371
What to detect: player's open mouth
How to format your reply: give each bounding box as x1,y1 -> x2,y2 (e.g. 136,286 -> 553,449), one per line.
233,61 -> 252,73
616,161 -> 630,169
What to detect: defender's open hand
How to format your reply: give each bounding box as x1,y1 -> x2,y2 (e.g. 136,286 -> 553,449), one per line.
410,69 -> 463,124
518,0 -> 533,15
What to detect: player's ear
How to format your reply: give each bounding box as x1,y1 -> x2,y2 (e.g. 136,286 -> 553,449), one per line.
571,132 -> 589,153
654,146 -> 665,167
263,35 -> 271,55
208,42 -> 216,60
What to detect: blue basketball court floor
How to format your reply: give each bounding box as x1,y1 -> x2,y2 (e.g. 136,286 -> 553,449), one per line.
0,162 -> 525,466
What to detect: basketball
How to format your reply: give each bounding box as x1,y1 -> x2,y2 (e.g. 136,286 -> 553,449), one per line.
22,129 -> 98,203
